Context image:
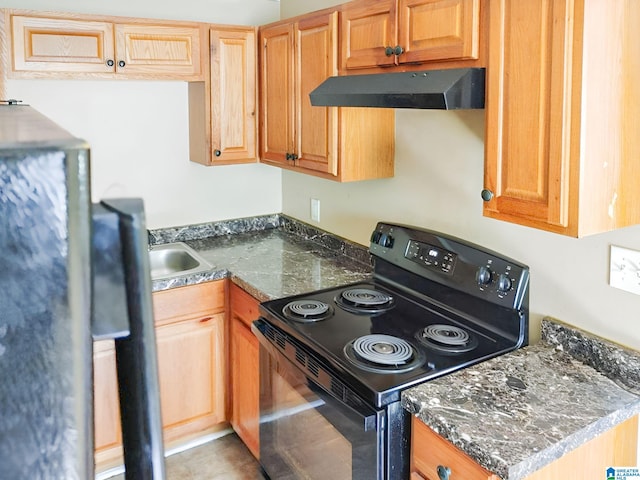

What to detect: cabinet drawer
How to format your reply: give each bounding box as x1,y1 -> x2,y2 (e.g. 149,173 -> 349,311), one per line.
411,417 -> 498,480
153,280 -> 225,325
229,282 -> 260,328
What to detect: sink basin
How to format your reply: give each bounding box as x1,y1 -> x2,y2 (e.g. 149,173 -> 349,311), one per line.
148,242 -> 213,280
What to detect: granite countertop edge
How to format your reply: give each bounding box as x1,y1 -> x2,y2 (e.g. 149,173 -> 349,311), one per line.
402,319 -> 640,479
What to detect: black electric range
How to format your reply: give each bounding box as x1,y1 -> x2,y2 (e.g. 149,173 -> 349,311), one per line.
253,222 -> 529,480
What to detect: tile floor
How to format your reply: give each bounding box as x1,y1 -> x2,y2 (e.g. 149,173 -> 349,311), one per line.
106,432 -> 264,480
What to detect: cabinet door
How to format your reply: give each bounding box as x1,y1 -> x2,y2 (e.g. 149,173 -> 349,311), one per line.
260,23 -> 295,166
230,319 -> 260,458
93,340 -> 123,470
483,0 -> 576,233
397,0 -> 480,64
340,0 -> 397,70
295,12 -> 338,176
114,23 -> 203,77
209,27 -> 257,164
411,417 -> 499,480
229,283 -> 261,458
10,15 -> 115,73
156,313 -> 226,444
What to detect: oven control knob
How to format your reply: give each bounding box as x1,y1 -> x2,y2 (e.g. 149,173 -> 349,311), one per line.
476,266 -> 493,285
371,231 -> 382,244
379,233 -> 394,248
497,274 -> 512,292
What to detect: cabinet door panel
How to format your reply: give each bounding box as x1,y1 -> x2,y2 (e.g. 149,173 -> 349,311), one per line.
156,313 -> 225,434
411,417 -> 497,480
11,15 -> 114,73
93,340 -> 122,468
341,0 -> 396,70
210,27 -> 257,164
230,319 -> 260,458
398,0 -> 480,63
115,23 -> 202,76
484,0 -> 574,230
296,13 -> 338,175
260,23 -> 295,165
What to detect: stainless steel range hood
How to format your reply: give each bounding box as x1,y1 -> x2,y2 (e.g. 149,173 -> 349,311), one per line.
309,67 -> 485,109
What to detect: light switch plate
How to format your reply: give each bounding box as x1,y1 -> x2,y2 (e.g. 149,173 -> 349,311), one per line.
609,245 -> 640,295
310,198 -> 320,222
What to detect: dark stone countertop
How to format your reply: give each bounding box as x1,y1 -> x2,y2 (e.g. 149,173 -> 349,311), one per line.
402,319 -> 640,479
149,215 -> 372,300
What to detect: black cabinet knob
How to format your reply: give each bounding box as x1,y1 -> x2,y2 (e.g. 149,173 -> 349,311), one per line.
106,59 -> 115,67
286,153 -> 292,161
437,465 -> 451,480
394,45 -> 404,56
481,189 -> 494,201
384,46 -> 394,57
214,149 -> 221,157
118,60 -> 126,68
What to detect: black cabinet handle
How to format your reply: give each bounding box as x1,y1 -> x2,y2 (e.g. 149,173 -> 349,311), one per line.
437,465 -> 451,480
481,189 -> 494,201
286,153 -> 292,161
118,60 -> 126,68
214,149 -> 221,157
394,45 -> 404,56
384,46 -> 394,57
106,59 -> 115,67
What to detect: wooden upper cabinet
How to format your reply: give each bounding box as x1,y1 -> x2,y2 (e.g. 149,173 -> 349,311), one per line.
341,0 -> 481,72
10,15 -> 115,73
483,0 -> 640,236
113,23 -> 202,76
260,22 -> 295,167
189,26 -> 257,166
295,13 -> 339,175
259,10 -> 395,181
7,11 -> 204,79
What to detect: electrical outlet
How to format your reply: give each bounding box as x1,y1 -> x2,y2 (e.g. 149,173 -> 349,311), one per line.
310,198 -> 320,222
609,245 -> 640,295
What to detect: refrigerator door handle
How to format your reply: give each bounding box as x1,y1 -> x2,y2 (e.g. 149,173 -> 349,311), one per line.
92,198 -> 166,480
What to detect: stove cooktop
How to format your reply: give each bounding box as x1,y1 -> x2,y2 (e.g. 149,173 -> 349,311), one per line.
259,280 -> 522,407
257,223 -> 530,407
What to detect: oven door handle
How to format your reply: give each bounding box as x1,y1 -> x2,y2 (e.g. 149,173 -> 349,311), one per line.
252,319 -> 383,432
305,380 -> 380,432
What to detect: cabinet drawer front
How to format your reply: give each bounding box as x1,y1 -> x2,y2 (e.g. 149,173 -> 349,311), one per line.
411,417 -> 497,480
115,23 -> 202,76
11,15 -> 114,73
153,280 -> 225,325
229,282 -> 260,328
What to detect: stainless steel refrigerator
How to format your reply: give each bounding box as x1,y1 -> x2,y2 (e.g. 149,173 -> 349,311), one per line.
0,103 -> 165,479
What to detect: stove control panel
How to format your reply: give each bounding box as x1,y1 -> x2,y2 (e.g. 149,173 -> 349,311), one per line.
405,240 -> 456,275
370,222 -> 530,311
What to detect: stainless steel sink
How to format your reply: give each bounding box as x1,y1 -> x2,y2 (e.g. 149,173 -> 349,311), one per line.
148,242 -> 213,280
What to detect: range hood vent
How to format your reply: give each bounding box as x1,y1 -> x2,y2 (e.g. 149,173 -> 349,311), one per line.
309,67 -> 485,110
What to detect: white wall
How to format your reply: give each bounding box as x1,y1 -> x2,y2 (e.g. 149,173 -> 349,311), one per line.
282,109 -> 640,351
2,0 -> 283,228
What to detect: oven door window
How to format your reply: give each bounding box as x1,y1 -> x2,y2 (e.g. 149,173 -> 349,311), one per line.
260,346 -> 384,480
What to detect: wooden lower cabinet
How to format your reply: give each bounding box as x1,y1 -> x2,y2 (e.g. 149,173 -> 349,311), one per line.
229,282 -> 261,459
411,415 -> 639,480
93,280 -> 227,473
93,339 -> 122,471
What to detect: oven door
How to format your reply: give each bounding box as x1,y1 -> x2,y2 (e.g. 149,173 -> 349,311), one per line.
253,319 -> 385,480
